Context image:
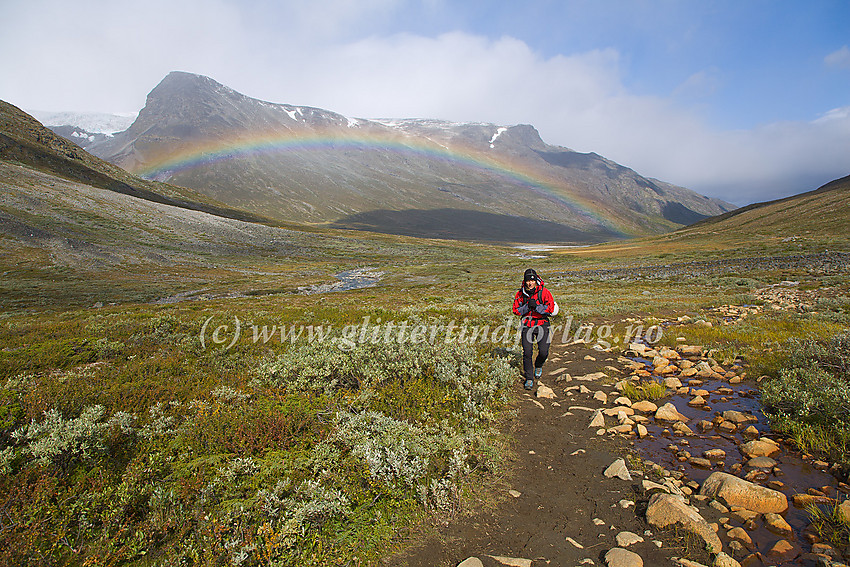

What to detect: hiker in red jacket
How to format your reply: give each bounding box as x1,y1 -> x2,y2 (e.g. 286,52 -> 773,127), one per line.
512,268 -> 555,390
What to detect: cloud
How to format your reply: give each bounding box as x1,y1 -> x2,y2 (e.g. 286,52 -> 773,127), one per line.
825,46 -> 850,69
273,32 -> 848,205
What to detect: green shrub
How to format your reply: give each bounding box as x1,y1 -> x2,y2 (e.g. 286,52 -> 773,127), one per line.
621,381 -> 668,401
761,331 -> 850,466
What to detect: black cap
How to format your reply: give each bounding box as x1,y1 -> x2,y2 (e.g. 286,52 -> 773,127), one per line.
523,268 -> 538,282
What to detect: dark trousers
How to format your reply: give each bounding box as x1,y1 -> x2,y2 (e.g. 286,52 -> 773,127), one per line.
521,322 -> 551,381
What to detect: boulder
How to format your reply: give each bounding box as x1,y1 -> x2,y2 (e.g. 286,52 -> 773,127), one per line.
699,472 -> 788,513
645,493 -> 722,554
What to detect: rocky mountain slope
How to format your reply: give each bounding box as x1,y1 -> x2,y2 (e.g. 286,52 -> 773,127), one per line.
84,71 -> 733,242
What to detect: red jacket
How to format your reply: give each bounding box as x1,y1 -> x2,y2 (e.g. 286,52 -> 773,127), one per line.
513,282 -> 555,327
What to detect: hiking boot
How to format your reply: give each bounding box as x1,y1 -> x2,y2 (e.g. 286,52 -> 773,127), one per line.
534,367 -> 543,378
524,379 -> 534,390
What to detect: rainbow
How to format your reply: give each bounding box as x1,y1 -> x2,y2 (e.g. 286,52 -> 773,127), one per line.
137,129 -> 626,235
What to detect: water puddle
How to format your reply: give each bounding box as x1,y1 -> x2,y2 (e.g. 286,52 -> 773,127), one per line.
296,267 -> 383,295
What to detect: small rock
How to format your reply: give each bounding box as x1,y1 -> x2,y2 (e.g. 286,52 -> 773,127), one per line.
589,410 -> 606,428
689,457 -> 712,468
727,527 -> 754,549
604,458 -> 632,481
763,513 -> 792,536
536,385 -> 556,399
631,400 -> 658,413
739,438 -> 780,459
713,552 -> 742,567
616,531 -> 644,547
742,425 -> 759,438
656,402 -> 689,422
508,489 -> 522,498
605,547 -> 643,567
746,456 -> 777,469
765,539 -> 801,562
704,449 -> 726,460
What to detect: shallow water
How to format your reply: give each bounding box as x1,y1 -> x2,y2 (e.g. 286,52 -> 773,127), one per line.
627,355 -> 846,562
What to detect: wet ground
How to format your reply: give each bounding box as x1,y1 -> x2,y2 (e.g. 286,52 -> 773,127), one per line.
625,350 -> 849,565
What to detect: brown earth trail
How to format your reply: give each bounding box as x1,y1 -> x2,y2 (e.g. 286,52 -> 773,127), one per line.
385,341 -> 687,567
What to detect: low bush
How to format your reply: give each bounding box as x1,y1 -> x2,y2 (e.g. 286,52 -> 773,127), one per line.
761,331 -> 850,468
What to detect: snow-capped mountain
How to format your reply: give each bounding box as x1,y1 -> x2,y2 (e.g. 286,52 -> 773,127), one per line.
75,71 -> 733,242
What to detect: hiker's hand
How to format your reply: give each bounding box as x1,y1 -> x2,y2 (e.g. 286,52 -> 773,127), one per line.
535,304 -> 549,315
517,304 -> 530,316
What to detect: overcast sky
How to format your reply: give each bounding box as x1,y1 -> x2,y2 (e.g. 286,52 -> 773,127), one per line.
2,0 -> 849,206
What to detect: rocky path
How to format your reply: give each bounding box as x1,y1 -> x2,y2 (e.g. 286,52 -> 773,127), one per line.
385,317 -> 850,567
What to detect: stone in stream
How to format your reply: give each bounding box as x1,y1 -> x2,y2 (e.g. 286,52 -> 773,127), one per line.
697,419 -> 714,432
604,547 -> 643,567
739,438 -> 780,459
727,526 -> 754,549
645,493 -> 722,554
655,402 -> 689,422
687,395 -> 706,407
631,400 -> 658,413
765,539 -> 802,563
742,425 -> 759,438
763,513 -> 793,536
699,472 -> 788,513
722,410 -> 757,425
703,449 -> 726,460
745,456 -> 777,469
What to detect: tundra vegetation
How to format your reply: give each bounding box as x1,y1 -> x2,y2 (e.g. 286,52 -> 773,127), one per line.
0,212 -> 848,564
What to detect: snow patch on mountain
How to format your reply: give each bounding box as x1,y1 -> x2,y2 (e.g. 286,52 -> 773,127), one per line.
28,110 -> 138,134
489,127 -> 507,148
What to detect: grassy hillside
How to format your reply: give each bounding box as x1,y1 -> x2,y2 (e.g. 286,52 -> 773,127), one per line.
0,100 -> 271,224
